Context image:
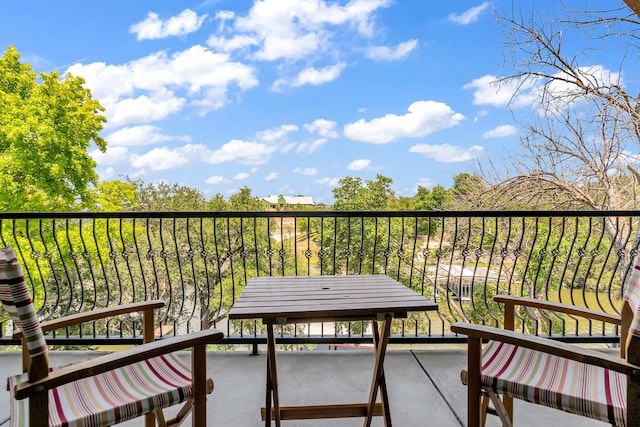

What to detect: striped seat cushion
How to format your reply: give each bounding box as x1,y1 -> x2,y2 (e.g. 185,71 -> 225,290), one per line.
8,352 -> 213,427
624,254 -> 640,339
479,340 -> 626,426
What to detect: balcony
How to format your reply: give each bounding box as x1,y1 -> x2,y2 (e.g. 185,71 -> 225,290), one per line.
0,346 -> 617,426
0,210 -> 633,425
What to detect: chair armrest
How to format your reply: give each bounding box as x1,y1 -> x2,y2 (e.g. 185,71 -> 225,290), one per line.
13,300 -> 165,339
494,295 -> 620,325
14,328 -> 224,400
451,322 -> 638,376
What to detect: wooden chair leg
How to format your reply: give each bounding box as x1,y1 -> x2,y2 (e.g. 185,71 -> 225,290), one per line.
627,374 -> 640,426
29,394 -> 49,427
467,336 -> 482,427
146,412 -> 157,427
487,390 -> 512,427
166,402 -> 192,426
481,395 -> 489,427
191,344 -> 207,427
504,395 -> 513,423
154,409 -> 167,427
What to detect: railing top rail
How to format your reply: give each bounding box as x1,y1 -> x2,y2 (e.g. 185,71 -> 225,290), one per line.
1,210 -> 640,219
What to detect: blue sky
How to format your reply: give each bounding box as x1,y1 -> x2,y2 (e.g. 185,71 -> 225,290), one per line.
1,1 -> 635,204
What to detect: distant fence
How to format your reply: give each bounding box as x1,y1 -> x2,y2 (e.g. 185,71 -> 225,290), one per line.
0,210 -> 637,348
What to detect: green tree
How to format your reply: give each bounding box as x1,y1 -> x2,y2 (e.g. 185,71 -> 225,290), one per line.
134,181 -> 207,211
452,173 -> 485,199
413,185 -> 452,210
332,175 -> 394,211
0,46 -> 107,211
204,193 -> 230,211
92,179 -> 138,211
229,187 -> 264,210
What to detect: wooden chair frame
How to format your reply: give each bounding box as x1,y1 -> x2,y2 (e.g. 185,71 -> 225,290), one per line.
451,295 -> 640,427
11,299 -> 223,427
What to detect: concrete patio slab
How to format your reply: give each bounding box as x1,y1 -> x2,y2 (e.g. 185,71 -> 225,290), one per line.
412,349 -> 611,427
0,348 -> 617,426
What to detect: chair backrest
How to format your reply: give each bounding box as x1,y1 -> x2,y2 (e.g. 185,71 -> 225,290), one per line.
622,252 -> 640,365
0,246 -> 49,380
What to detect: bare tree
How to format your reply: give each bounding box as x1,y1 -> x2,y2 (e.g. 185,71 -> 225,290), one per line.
470,3 -> 640,254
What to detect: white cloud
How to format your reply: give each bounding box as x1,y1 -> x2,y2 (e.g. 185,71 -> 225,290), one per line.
539,65 -> 621,114
294,167 -> 318,176
409,143 -> 483,163
206,176 -> 227,184
273,63 -> 346,91
344,100 -> 465,143
464,65 -> 620,112
233,172 -> 251,180
348,159 -> 371,171
105,125 -> 190,146
215,10 -> 235,21
264,172 -> 279,181
190,86 -> 230,113
130,147 -> 190,170
100,167 -> 116,180
115,138 -> 279,175
256,124 -> 299,142
448,2 -> 490,25
130,9 -> 207,40
304,119 -> 339,138
296,138 -> 327,154
364,39 -> 418,61
281,142 -> 297,153
221,0 -> 392,61
482,124 -> 518,139
67,45 -> 258,126
207,34 -> 260,52
202,140 -> 278,165
314,177 -> 341,186
105,89 -> 186,128
204,0 -> 397,91
463,75 -> 519,108
91,146 -> 129,166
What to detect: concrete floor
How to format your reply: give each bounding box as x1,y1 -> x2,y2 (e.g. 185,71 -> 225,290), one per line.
0,347 -> 612,426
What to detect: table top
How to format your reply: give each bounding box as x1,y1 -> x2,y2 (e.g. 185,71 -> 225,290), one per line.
228,275 -> 437,323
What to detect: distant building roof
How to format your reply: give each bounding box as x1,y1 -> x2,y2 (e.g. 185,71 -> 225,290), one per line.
263,195 -> 315,205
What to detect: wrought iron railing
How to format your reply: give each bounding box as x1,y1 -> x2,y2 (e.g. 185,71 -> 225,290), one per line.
0,210 -> 637,348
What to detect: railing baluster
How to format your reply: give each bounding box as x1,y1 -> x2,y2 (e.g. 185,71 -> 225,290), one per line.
0,210 -> 635,347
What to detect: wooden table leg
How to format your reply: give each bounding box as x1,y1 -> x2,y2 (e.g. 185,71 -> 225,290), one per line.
364,314 -> 392,427
265,350 -> 272,426
266,323 -> 281,427
372,320 -> 391,424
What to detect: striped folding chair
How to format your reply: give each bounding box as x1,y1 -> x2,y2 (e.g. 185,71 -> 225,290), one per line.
452,253 -> 640,427
0,246 -> 224,427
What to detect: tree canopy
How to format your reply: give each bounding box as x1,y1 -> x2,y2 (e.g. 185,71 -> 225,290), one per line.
0,46 -> 107,211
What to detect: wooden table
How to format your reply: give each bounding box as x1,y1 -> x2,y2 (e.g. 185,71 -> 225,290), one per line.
228,275 -> 438,427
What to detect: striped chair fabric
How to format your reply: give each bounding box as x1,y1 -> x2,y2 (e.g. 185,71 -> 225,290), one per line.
472,253 -> 640,427
478,340 -> 625,425
0,246 -> 216,426
0,247 -> 47,359
624,255 -> 640,338
7,353 -> 213,426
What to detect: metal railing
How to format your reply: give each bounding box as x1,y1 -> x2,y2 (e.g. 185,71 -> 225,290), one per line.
0,210 -> 637,348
